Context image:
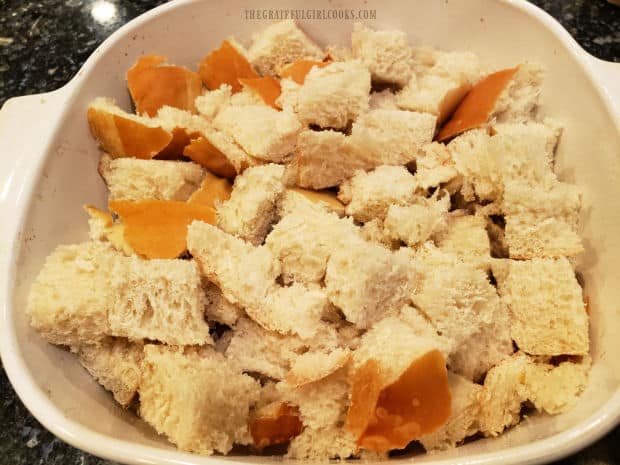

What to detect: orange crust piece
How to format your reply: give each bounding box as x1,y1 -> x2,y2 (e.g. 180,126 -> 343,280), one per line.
127,55 -> 203,117
87,107 -> 173,160
183,136 -> 238,179
198,40 -> 259,93
188,172 -> 232,207
109,200 -> 216,259
239,77 -> 282,109
437,67 -> 518,142
250,403 -> 304,449
346,350 -> 451,452
279,60 -> 328,84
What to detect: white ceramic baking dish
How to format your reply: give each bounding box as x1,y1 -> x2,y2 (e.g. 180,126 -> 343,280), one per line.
0,0 -> 619,464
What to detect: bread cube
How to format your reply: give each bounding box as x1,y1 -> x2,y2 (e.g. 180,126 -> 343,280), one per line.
109,256 -> 212,346
27,242 -> 118,346
214,105 -> 301,162
499,257 -> 589,356
434,213 -> 491,261
204,282 -> 244,326
139,345 -> 260,454
351,22 -> 414,86
77,338 -> 143,407
217,164 -> 285,245
297,60 -> 370,129
99,154 -> 204,201
248,20 -> 324,76
338,165 -> 417,222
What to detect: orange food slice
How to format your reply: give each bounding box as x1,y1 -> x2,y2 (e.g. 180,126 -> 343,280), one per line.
279,60 -> 328,84
87,106 -> 172,160
109,200 -> 216,259
188,172 -> 232,207
198,40 -> 259,93
250,403 -> 303,449
157,127 -> 194,160
239,77 -> 282,109
183,136 -> 237,179
288,187 -> 345,216
347,350 -> 451,452
437,67 -> 518,142
127,55 -> 203,117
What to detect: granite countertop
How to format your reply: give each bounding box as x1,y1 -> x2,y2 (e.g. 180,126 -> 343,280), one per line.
0,1 -> 619,464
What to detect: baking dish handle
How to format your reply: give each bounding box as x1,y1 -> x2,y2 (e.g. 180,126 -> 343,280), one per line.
587,55 -> 620,120
0,86 -> 72,211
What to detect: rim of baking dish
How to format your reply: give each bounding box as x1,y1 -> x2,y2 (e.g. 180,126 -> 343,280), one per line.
1,1 -> 619,464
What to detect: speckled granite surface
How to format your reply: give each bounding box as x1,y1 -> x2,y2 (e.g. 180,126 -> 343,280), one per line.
0,1 -> 619,464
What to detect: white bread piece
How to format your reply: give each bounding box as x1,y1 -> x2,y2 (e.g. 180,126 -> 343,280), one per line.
214,105 -> 301,162
478,352 -> 530,436
248,20 -> 324,76
351,109 -> 437,166
338,165 -> 417,222
325,44 -> 353,62
351,22 -> 414,86
187,221 -> 280,309
325,243 -> 413,329
293,129 -> 376,189
434,213 -> 491,261
139,345 -> 260,455
98,153 -> 204,202
360,218 -> 400,250
286,426 -> 358,460
410,48 -> 481,84
230,86 -> 266,107
492,119 -> 562,163
108,256 -> 212,346
413,259 -> 500,349
257,283 -> 328,339
157,105 -> 259,174
195,84 -> 232,119
383,194 -> 450,247
368,89 -> 399,110
448,301 -> 514,381
77,338 -> 143,407
505,213 -> 583,259
279,187 -> 345,217
353,314 -> 444,384
27,242 -> 118,346
296,60 -> 371,129
418,372 -> 482,451
225,317 -> 306,379
203,281 -> 244,326
216,164 -> 285,245
492,63 -> 544,123
276,77 -> 301,113
414,142 -> 458,190
498,257 -> 589,356
502,179 -> 581,227
287,348 -> 351,387
266,207 -> 360,284
524,357 -> 590,415
278,366 -> 350,430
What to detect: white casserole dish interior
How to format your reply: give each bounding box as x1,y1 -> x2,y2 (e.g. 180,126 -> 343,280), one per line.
0,0 -> 619,464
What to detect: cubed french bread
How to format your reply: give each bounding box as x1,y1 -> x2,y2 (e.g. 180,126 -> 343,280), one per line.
248,20 -> 324,76
351,22 -> 414,86
350,109 -> 436,166
491,63 -> 545,123
325,243 -> 413,329
203,281 -> 244,326
214,105 -> 301,162
338,165 -> 418,222
434,213 -> 491,262
27,242 -> 118,346
498,257 -> 589,356
414,142 -> 458,190
216,163 -> 285,245
296,60 -> 370,129
77,337 -> 143,407
139,345 -> 260,455
99,153 -> 204,201
286,426 -> 358,460
108,256 -> 212,346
